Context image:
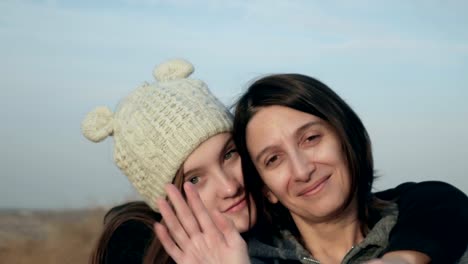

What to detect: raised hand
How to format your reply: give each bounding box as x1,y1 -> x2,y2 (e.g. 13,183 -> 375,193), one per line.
154,183 -> 250,264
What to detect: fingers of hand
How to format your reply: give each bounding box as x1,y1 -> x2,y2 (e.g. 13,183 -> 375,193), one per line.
211,210 -> 233,234
157,198 -> 192,248
154,222 -> 183,263
211,210 -> 243,247
184,183 -> 219,235
165,184 -> 201,236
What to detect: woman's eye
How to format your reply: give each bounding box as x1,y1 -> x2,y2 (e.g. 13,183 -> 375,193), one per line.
188,176 -> 200,184
266,155 -> 278,167
305,134 -> 319,143
224,148 -> 237,160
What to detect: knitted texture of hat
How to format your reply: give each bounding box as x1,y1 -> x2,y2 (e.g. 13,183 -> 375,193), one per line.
81,59 -> 233,212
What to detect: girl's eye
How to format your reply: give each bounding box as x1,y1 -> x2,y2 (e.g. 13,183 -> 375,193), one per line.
224,148 -> 238,160
188,176 -> 200,185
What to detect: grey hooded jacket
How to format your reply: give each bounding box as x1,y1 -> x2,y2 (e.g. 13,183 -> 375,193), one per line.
247,204 -> 398,264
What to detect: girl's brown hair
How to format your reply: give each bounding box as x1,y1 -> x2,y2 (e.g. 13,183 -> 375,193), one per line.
90,170 -> 185,264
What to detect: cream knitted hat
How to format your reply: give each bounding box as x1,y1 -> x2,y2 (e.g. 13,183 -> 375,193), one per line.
81,59 -> 233,212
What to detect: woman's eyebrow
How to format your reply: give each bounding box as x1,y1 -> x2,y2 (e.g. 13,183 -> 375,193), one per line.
255,146 -> 275,164
254,121 -> 321,164
294,121 -> 321,138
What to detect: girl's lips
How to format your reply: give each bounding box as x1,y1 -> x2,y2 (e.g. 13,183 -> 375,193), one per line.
299,175 -> 331,197
224,198 -> 247,213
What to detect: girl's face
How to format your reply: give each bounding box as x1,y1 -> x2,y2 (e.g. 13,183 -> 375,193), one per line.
245,105 -> 351,224
182,132 -> 256,233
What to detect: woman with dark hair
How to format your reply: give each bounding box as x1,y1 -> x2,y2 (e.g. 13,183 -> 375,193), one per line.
232,74 -> 468,263
157,73 -> 467,263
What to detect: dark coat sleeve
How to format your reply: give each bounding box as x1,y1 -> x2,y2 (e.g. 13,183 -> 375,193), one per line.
375,181 -> 468,264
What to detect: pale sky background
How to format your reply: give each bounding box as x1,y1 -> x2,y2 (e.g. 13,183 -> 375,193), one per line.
1,0 -> 467,209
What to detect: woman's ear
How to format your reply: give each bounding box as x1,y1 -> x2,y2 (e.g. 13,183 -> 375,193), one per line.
262,186 -> 279,204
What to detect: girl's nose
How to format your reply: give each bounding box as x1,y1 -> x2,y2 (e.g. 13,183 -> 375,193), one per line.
218,171 -> 243,198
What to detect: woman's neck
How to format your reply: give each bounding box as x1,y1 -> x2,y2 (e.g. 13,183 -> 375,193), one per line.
292,203 -> 364,264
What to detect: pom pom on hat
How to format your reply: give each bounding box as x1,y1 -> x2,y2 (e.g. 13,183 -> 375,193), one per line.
153,58 -> 194,82
81,106 -> 114,142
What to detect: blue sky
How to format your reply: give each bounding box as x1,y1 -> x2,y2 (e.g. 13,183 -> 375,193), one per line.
1,0 -> 467,209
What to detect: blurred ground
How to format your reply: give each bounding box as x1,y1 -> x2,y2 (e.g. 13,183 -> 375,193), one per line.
0,208 -> 106,264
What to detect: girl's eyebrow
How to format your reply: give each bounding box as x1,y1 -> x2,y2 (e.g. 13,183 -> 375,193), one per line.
221,137 -> 234,153
219,137 -> 235,161
183,168 -> 198,179
184,136 -> 235,177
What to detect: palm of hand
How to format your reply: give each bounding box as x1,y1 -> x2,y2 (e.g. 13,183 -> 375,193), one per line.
154,183 -> 251,264
175,232 -> 249,264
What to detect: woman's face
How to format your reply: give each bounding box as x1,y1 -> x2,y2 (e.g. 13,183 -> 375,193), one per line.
182,132 -> 256,233
245,105 -> 351,224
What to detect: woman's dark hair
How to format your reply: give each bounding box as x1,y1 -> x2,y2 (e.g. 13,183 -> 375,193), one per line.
233,74 -> 376,236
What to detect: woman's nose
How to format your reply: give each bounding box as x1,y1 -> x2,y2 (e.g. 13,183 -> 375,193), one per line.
290,149 -> 315,182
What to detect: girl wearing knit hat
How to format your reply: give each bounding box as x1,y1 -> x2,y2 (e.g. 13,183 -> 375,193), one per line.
83,60 -> 467,264
82,59 -> 255,263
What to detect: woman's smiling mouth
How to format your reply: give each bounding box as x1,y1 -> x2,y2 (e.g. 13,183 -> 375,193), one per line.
298,175 -> 332,197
